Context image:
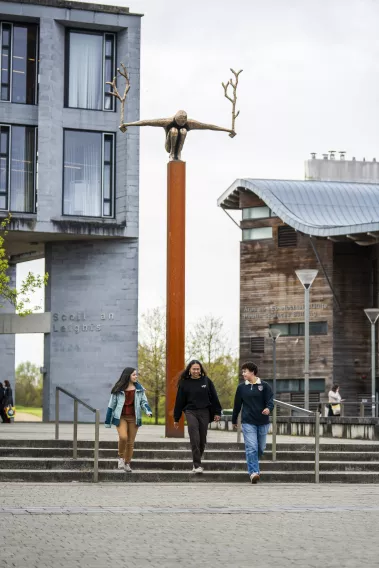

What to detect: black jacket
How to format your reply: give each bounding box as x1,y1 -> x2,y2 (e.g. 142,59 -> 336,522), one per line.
4,386 -> 13,407
0,386 -> 5,406
232,380 -> 274,426
174,376 -> 222,423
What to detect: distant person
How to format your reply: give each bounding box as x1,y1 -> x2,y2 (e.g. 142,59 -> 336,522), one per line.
0,382 -> 7,423
105,367 -> 152,472
232,361 -> 274,484
3,380 -> 13,423
174,360 -> 222,473
328,384 -> 344,416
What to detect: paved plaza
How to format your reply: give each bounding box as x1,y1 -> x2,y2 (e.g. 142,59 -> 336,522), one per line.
1,483 -> 379,567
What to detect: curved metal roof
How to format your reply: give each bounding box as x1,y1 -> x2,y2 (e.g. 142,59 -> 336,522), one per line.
217,178 -> 379,237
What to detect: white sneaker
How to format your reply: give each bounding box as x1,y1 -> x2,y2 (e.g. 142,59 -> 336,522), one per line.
193,466 -> 204,474
124,463 -> 132,473
117,457 -> 125,470
250,472 -> 260,484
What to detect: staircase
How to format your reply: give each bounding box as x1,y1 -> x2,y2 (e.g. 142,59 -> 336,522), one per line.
1,439 -> 379,482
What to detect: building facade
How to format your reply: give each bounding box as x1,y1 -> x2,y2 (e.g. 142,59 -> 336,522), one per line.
218,155 -> 379,413
0,0 -> 142,420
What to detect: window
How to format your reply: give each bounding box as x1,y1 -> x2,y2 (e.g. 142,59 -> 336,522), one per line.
269,322 -> 328,336
0,22 -> 38,104
242,227 -> 273,240
278,225 -> 297,247
63,130 -> 115,218
243,206 -> 275,220
265,379 -> 325,393
66,31 -> 115,111
0,124 -> 37,213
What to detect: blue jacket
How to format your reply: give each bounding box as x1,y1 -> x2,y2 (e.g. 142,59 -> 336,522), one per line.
104,382 -> 152,428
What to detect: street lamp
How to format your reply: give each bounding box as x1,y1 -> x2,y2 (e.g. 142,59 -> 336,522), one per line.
295,269 -> 318,410
364,308 -> 379,417
268,328 -> 281,398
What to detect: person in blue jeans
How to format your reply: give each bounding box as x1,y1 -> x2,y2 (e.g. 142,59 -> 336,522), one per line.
232,361 -> 274,484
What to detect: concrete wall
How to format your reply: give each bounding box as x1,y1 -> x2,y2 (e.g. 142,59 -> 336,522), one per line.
0,264 -> 16,393
44,239 -> 138,422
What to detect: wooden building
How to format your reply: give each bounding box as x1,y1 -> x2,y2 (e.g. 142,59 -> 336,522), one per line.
218,157 -> 379,412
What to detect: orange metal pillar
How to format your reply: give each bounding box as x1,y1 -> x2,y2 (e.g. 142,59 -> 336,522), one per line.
165,160 -> 186,437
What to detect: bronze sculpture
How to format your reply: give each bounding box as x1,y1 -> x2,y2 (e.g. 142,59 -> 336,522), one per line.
108,66 -> 242,161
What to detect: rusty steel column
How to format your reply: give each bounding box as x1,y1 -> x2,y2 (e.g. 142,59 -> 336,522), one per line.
165,160 -> 186,438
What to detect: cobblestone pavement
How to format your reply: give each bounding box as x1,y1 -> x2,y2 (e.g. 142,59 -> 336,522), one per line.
1,483 -> 379,568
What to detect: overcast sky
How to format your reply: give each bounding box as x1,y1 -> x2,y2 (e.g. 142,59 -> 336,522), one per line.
16,0 -> 379,366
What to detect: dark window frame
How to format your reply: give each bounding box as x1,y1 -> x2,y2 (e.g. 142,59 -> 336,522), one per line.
269,321 -> 328,337
62,128 -> 116,219
64,29 -> 117,112
0,122 -> 37,214
0,21 -> 39,105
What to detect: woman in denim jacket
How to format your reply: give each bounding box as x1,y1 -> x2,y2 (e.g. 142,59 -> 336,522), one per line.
105,367 -> 152,472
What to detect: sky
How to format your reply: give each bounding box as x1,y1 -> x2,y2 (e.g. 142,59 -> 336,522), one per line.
15,0 -> 379,366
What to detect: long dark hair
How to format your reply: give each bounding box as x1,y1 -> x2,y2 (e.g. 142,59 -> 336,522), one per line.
4,380 -> 10,388
177,360 -> 207,385
111,367 -> 135,394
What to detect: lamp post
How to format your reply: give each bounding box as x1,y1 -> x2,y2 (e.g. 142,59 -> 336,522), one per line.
295,269 -> 318,410
364,308 -> 379,417
268,328 -> 281,398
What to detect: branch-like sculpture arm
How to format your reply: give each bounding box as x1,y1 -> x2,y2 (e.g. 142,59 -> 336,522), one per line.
186,119 -> 236,138
120,118 -> 170,133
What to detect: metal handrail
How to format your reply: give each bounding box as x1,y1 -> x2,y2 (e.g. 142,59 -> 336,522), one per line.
55,387 -> 100,483
321,401 -> 379,418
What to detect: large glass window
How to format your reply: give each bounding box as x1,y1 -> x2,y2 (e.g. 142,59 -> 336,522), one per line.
63,130 -> 115,217
242,227 -> 273,240
0,22 -> 38,104
66,31 -> 115,111
0,124 -> 36,213
243,206 -> 272,220
269,322 -> 328,336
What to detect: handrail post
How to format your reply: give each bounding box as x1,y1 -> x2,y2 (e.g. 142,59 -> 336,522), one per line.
272,404 -> 277,462
315,410 -> 320,484
55,388 -> 59,441
73,399 -> 78,459
360,402 -> 365,418
237,412 -> 242,444
94,409 -> 100,483
340,402 -> 344,417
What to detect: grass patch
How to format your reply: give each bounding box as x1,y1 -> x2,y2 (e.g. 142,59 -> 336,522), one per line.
16,406 -> 43,418
142,416 -> 165,425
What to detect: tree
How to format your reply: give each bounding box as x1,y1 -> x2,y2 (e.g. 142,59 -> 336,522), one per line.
15,361 -> 43,407
138,308 -> 166,424
0,215 -> 48,315
187,314 -> 239,409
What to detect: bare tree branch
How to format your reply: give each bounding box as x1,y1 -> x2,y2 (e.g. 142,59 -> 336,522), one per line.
222,68 -> 243,133
106,63 -> 131,129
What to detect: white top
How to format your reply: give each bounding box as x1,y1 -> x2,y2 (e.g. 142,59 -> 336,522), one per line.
328,390 -> 341,404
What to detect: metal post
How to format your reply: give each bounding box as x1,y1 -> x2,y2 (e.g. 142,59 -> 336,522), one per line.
94,409 -> 100,483
372,322 -> 376,418
55,388 -> 59,441
73,399 -> 78,459
273,339 -> 277,399
304,286 -> 310,411
314,410 -> 320,483
360,402 -> 365,418
340,402 -> 344,417
376,392 -> 379,418
272,404 -> 277,461
237,412 -> 242,444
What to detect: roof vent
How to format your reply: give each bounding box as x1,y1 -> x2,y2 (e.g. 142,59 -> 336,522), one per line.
310,152 -> 316,159
352,157 -> 356,161
322,154 -> 328,160
339,151 -> 346,160
329,150 -> 336,160
374,158 -> 377,162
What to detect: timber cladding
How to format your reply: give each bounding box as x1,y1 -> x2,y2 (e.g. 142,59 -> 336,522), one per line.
240,226 -> 334,393
240,226 -> 377,409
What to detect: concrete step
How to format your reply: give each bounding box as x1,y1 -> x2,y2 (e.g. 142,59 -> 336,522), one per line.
1,469 -> 379,483
1,447 -> 379,462
1,439 -> 379,452
1,457 -> 379,472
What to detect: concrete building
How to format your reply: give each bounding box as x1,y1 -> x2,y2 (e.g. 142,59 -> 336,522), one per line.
0,0 -> 142,420
218,154 -> 379,414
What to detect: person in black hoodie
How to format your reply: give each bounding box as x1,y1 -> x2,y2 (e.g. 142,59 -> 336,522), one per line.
232,361 -> 274,484
174,360 -> 222,473
0,383 -> 7,423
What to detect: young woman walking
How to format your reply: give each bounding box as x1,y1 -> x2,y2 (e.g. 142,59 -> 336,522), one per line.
105,367 -> 152,472
174,360 -> 222,473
